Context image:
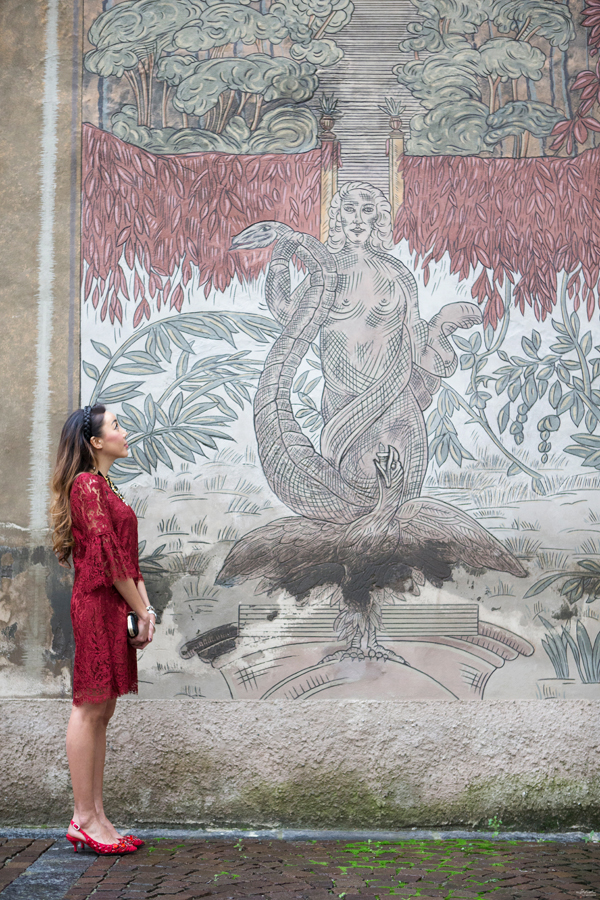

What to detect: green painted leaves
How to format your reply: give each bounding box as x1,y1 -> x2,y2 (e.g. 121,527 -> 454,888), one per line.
83,310 -> 278,482
427,388 -> 475,467
396,0 -> 575,155
489,303 -> 600,464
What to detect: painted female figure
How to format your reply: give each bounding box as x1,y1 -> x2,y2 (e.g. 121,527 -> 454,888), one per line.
267,182 -> 483,506
50,405 -> 156,855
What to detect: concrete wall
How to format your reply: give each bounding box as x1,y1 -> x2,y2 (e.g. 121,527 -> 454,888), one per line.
0,0 -> 599,830
1,700 -> 598,830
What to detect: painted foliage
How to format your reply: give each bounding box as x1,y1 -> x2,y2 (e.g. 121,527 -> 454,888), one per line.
81,0 -> 600,701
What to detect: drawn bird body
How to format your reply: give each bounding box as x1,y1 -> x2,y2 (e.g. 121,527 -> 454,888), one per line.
216,445 -> 526,661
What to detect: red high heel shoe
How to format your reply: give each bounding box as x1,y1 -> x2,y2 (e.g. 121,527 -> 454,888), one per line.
66,820 -> 136,854
122,834 -> 145,847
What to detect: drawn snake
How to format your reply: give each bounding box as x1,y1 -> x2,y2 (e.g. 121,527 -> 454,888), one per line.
230,221 -> 480,525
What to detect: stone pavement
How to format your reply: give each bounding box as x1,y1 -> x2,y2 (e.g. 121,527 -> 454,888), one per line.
0,838 -> 55,893
0,838 -> 93,899
1,835 -> 600,899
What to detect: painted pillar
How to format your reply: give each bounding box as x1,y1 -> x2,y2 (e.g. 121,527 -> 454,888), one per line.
319,119 -> 339,244
387,124 -> 404,223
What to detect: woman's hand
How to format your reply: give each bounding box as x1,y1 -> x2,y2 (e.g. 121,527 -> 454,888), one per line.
114,578 -> 157,650
129,614 -> 155,649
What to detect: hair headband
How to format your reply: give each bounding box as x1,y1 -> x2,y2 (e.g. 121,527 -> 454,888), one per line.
82,406 -> 92,442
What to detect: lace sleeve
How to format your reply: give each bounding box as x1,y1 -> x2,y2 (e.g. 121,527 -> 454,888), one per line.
71,475 -> 140,592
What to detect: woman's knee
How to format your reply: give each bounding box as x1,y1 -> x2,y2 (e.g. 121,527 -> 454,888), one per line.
71,699 -> 113,724
103,698 -> 117,726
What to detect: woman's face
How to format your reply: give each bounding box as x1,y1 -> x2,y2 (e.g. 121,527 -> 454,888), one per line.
339,190 -> 378,247
98,410 -> 128,460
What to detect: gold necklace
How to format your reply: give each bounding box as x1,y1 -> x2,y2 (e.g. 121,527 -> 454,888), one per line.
97,470 -> 128,505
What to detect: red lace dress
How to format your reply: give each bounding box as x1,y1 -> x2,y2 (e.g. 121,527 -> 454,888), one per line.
69,472 -> 142,705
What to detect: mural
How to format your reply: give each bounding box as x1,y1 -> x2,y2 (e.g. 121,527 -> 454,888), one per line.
81,0 -> 600,700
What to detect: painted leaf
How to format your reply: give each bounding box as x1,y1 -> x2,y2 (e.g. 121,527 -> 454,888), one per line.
144,394 -> 157,429
91,340 -> 112,360
130,444 -> 152,474
96,382 -> 144,403
162,432 -> 199,463
148,436 -> 173,469
169,392 -> 184,423
497,402 -> 511,434
82,361 -> 100,381
121,402 -> 147,432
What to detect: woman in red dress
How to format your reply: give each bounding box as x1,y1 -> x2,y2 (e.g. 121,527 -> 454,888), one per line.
51,404 -> 156,854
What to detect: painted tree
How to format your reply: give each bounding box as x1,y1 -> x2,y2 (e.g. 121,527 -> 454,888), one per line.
395,0 -> 575,156
392,147 -> 600,489
85,0 -> 353,154
549,0 -> 600,154
85,0 -> 204,128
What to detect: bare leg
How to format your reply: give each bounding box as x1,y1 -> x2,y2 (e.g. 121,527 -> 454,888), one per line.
92,699 -> 122,842
66,700 -> 119,845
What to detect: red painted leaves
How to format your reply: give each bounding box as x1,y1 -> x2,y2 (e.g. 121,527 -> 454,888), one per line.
81,125 -> 326,326
394,150 -> 600,328
549,61 -> 600,155
582,0 -> 600,55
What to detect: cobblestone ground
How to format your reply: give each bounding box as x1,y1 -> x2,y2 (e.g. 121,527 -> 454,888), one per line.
1,837 -> 600,899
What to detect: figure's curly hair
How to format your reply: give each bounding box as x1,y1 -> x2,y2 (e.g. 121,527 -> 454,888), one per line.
50,405 -> 105,565
326,182 -> 394,253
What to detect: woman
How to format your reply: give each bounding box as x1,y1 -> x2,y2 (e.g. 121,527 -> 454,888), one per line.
51,404 -> 156,854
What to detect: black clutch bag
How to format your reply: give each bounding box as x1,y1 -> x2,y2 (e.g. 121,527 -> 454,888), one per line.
127,612 -> 139,638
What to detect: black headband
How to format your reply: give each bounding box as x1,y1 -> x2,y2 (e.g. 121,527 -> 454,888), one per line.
83,406 -> 92,442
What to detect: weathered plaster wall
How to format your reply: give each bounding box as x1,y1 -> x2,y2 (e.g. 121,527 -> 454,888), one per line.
1,700 -> 599,830
0,0 -> 80,697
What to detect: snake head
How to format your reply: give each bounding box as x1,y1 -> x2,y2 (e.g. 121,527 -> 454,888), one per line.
230,221 -> 284,251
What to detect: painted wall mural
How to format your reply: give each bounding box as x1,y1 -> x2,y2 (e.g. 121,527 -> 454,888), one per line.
81,0 -> 600,701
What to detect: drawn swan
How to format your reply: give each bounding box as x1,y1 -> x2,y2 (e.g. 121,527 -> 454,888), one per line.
217,444 -> 526,659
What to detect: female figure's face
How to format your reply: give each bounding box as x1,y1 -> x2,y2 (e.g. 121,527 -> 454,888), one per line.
96,410 -> 128,460
339,190 -> 378,248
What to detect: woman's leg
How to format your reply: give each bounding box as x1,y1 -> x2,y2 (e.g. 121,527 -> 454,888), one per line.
92,699 -> 121,841
66,700 -> 118,844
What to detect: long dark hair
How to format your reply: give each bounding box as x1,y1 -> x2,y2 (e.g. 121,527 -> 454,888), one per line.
50,405 -> 106,565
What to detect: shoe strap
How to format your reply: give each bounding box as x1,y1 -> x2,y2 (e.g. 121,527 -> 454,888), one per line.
71,821 -> 80,831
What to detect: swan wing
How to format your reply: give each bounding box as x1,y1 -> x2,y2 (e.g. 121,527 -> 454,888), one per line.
216,516 -> 343,586
396,498 -> 526,577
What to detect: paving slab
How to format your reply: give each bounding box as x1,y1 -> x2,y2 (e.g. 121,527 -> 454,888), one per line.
0,839 -> 87,897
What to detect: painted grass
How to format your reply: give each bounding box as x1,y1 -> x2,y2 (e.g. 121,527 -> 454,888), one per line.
485,579 -> 516,598
502,535 -> 542,559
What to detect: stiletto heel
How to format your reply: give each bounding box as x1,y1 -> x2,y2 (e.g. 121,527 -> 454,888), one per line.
67,820 -> 136,855
66,834 -> 82,853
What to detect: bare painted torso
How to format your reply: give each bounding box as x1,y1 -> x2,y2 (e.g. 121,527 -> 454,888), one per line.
321,248 -> 418,411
